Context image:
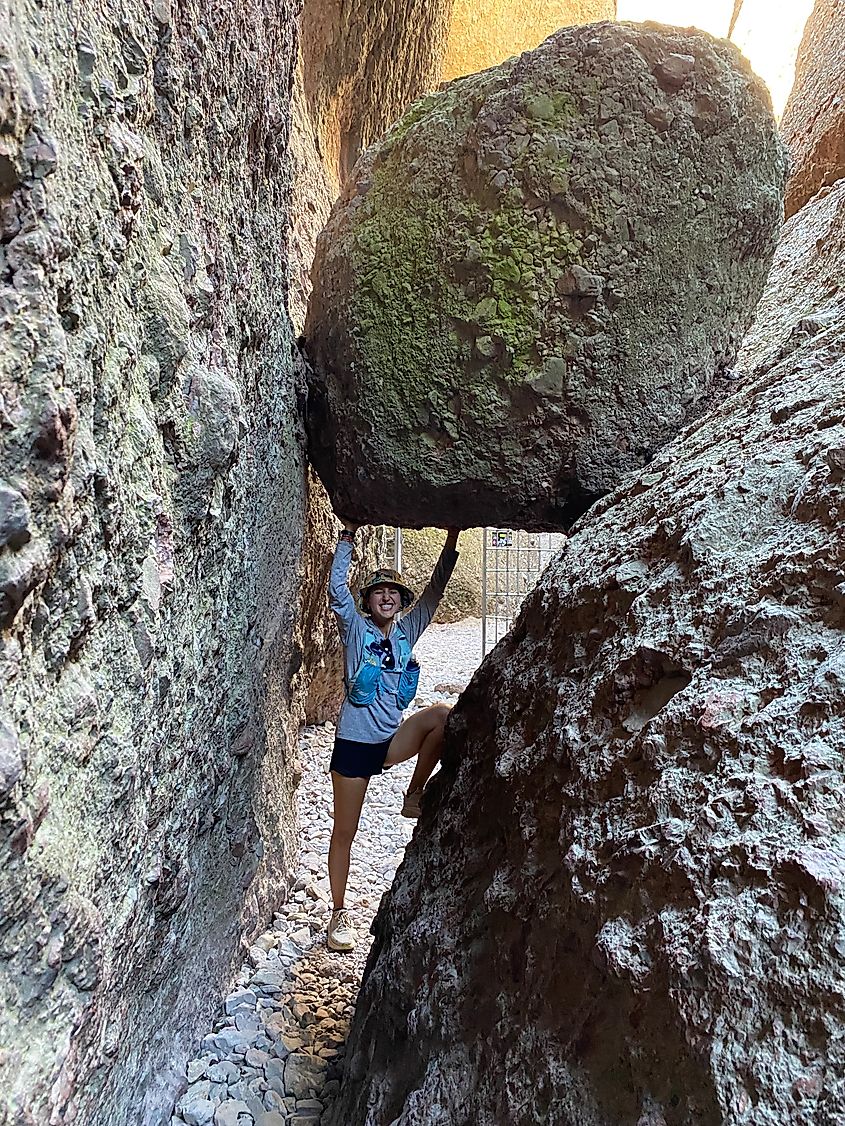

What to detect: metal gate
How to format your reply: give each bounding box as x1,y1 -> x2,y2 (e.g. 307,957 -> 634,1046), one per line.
481,528 -> 565,655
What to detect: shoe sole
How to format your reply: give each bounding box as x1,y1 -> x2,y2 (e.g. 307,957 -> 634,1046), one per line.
327,936 -> 355,952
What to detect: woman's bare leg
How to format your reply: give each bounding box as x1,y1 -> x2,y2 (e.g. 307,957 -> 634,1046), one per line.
328,773 -> 369,909
385,702 -> 452,794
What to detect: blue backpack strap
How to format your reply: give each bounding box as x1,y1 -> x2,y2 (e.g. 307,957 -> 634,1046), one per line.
394,624 -> 420,708
347,622 -> 385,706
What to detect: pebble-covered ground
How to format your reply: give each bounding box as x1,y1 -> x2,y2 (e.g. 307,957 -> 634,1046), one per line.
170,619 -> 484,1126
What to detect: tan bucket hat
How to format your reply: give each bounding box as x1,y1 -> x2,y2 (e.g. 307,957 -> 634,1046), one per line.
358,568 -> 415,611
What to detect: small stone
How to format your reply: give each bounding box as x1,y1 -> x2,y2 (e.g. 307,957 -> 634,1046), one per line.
227,1081 -> 259,1106
251,968 -> 285,992
558,265 -> 604,298
215,1029 -> 257,1054
284,1054 -> 327,1100
225,989 -> 257,1015
213,1100 -> 253,1126
474,334 -> 496,359
180,1080 -> 212,1108
183,1101 -> 217,1126
187,1059 -> 209,1083
646,105 -> 674,132
655,52 -> 696,88
263,1091 -> 287,1113
209,1061 -> 240,1084
264,1058 -> 285,1082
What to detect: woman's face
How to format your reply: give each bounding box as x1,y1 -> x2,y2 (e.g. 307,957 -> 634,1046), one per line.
367,584 -> 402,625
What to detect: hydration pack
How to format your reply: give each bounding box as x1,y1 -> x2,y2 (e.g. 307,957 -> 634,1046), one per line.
347,624 -> 420,709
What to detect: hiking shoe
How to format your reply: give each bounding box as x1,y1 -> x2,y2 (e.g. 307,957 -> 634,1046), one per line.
327,908 -> 356,952
401,788 -> 423,819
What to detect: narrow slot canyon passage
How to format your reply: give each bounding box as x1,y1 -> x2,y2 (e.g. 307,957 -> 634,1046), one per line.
4,0 -> 845,1124
168,621 -> 484,1126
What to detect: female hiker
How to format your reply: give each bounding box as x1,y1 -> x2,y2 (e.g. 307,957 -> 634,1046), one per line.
325,520 -> 460,952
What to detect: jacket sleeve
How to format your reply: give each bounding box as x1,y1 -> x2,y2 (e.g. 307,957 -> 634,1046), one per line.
401,547 -> 459,647
329,539 -> 358,645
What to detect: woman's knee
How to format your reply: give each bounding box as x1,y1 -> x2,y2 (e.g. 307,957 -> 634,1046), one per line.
429,702 -> 452,730
330,823 -> 358,849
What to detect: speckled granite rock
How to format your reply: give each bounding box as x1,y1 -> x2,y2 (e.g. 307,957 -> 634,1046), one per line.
781,0 -> 845,218
331,177 -> 845,1125
306,20 -> 786,531
0,1 -> 304,1122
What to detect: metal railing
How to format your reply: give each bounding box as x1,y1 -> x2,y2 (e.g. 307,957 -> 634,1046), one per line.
481,528 -> 565,656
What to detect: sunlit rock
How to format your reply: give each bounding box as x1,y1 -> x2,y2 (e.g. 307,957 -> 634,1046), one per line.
781,0 -> 845,217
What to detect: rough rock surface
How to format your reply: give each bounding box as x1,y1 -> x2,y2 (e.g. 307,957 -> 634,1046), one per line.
616,2 -> 814,118
0,1 -> 308,1122
290,0 -> 454,344
306,21 -> 786,531
298,0 -> 451,188
781,0 -> 845,218
330,184 -> 845,1124
442,1 -> 616,80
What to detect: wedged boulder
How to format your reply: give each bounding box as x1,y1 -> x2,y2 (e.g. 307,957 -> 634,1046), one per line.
306,21 -> 786,530
781,0 -> 845,218
330,183 -> 845,1124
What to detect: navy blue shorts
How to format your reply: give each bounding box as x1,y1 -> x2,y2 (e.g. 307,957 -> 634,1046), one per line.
330,736 -> 393,779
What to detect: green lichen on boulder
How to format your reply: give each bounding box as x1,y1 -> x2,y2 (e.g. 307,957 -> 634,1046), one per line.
306,20 -> 786,531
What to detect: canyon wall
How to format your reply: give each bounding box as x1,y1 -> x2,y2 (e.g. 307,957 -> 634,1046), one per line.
442,1 -> 616,80
0,1 -> 304,1121
0,0 -> 450,1122
332,175 -> 845,1126
781,0 -> 845,218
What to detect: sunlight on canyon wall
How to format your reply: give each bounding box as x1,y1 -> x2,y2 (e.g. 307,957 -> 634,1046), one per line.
442,1 -> 616,80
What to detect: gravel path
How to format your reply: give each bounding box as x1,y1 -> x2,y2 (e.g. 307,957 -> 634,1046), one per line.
170,619 -> 483,1126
